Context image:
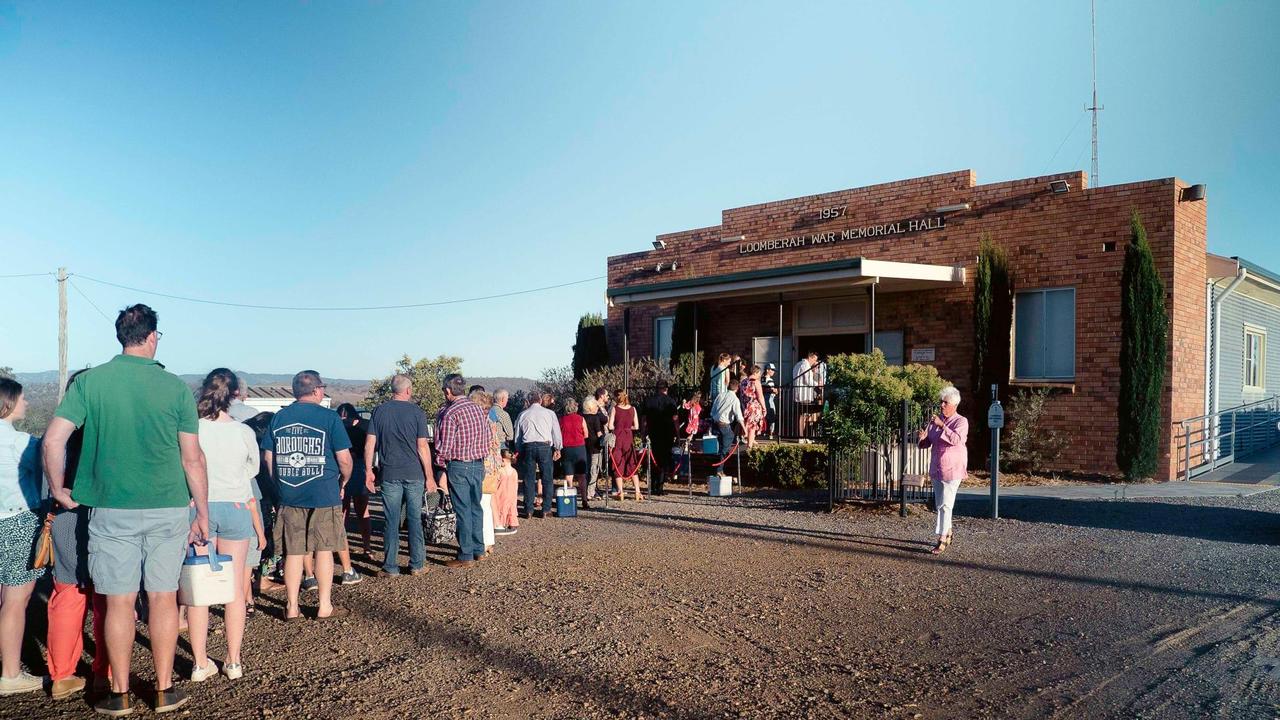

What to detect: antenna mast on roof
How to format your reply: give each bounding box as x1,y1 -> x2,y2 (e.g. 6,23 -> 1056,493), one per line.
1087,0 -> 1103,187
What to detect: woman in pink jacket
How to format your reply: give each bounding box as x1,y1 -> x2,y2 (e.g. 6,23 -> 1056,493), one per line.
917,386 -> 968,555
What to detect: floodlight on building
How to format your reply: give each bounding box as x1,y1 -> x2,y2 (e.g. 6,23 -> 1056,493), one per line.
1048,179 -> 1071,194
934,203 -> 971,213
652,239 -> 667,249
1181,184 -> 1206,202
670,261 -> 678,271
720,234 -> 746,243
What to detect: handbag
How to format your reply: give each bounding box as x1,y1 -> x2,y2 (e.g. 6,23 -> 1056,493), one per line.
32,513 -> 54,569
482,473 -> 498,495
422,491 -> 457,545
177,544 -> 236,607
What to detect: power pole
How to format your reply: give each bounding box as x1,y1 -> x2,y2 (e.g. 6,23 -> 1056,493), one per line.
1087,0 -> 1103,187
57,267 -> 68,402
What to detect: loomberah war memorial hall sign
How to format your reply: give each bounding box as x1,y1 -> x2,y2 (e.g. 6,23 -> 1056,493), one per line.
738,214 -> 947,255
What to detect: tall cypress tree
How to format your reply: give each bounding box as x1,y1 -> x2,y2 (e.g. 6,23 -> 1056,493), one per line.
1116,211 -> 1168,481
572,313 -> 609,380
972,235 -> 1013,464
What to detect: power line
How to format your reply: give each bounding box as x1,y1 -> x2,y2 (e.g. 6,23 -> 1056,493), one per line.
1043,111 -> 1087,174
73,272 -> 606,312
0,272 -> 55,279
69,279 -> 114,321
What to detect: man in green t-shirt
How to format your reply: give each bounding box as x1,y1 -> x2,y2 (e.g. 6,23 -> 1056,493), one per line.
44,304 -> 209,716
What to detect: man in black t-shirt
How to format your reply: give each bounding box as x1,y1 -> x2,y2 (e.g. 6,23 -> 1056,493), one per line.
365,375 -> 434,577
640,382 -> 680,495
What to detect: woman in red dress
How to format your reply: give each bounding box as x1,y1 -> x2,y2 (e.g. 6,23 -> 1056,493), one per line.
608,390 -> 643,501
740,365 -> 767,449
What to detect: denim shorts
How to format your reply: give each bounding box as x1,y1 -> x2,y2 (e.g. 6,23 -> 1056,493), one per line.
88,506 -> 188,595
191,501 -> 255,542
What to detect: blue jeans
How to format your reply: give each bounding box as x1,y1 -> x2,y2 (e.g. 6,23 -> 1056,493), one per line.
715,422 -> 737,466
380,478 -> 425,572
447,460 -> 485,561
520,442 -> 555,515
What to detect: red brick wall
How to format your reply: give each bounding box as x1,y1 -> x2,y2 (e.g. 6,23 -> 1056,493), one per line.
606,170 -> 1208,479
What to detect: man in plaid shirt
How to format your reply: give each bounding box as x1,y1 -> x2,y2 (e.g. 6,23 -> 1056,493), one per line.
433,374 -> 490,568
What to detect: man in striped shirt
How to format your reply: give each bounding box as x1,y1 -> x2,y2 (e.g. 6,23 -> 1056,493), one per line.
433,374 -> 490,568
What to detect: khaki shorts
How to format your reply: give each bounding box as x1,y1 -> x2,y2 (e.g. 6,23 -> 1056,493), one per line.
278,505 -> 347,556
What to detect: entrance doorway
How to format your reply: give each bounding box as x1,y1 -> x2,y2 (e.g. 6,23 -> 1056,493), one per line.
796,334 -> 866,363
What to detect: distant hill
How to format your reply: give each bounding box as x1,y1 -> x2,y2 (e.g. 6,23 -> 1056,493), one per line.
13,370 -> 533,393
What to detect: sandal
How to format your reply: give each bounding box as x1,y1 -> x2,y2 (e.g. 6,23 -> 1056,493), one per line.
930,539 -> 949,555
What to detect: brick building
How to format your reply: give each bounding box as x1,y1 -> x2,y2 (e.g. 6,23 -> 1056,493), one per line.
604,169 -> 1245,481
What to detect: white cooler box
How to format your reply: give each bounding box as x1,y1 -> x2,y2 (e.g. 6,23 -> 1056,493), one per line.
708,474 -> 734,497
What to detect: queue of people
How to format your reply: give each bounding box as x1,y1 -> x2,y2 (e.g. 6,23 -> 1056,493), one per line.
0,304 -> 968,714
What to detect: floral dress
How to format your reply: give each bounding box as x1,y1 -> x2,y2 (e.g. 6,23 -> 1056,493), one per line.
740,380 -> 766,434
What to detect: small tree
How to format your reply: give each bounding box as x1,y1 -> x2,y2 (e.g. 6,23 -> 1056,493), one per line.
972,234 -> 1013,463
1002,388 -> 1067,472
571,313 -> 609,380
532,365 -> 577,410
365,354 -> 463,419
1116,210 -> 1168,481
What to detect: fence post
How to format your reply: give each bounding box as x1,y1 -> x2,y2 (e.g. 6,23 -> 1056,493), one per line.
899,399 -> 908,518
826,444 -> 834,512
1181,422 -> 1190,481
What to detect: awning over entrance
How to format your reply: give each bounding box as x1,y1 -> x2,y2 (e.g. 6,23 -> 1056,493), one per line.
606,257 -> 965,306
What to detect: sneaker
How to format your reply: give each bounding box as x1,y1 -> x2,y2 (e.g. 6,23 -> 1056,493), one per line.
340,570 -> 362,585
494,527 -> 517,536
190,663 -> 217,683
93,690 -> 135,716
154,685 -> 189,713
0,671 -> 42,695
223,663 -> 243,681
301,576 -> 318,592
408,566 -> 428,577
50,674 -> 87,700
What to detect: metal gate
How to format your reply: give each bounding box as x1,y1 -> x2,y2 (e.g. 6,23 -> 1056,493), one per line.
827,399 -> 935,514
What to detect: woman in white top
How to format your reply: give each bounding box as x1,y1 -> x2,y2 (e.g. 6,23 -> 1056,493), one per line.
0,379 -> 45,696
188,369 -> 265,682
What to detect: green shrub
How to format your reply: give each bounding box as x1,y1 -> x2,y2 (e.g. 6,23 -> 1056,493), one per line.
822,350 -> 949,451
745,443 -> 828,488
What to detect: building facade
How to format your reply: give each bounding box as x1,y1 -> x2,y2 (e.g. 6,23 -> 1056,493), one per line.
605,169 -> 1230,481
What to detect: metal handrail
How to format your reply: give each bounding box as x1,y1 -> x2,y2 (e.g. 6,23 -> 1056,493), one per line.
1176,395 -> 1280,481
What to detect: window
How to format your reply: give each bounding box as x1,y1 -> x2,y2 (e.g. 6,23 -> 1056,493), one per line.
654,316 -> 674,362
1014,288 -> 1076,380
1245,326 -> 1267,390
793,298 -> 868,335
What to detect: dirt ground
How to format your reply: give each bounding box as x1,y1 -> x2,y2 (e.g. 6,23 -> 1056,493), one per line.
10,486 -> 1280,719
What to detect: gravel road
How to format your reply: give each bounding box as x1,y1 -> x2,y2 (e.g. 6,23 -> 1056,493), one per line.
11,486 -> 1280,719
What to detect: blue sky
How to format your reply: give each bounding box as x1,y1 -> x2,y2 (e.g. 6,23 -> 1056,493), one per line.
2,1 -> 1277,380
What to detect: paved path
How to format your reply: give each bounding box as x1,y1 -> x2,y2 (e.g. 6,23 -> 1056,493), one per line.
1193,442 -> 1280,485
956,480 -> 1278,500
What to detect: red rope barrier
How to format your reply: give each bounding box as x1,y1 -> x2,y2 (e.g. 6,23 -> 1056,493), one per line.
710,440 -> 740,468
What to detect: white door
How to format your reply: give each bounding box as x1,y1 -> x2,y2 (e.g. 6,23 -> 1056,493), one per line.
753,336 -> 792,370
874,330 -> 904,366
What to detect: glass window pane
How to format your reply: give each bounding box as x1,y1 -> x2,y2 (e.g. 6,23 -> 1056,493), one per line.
1044,289 -> 1076,378
655,317 -> 674,360
1015,291 -> 1046,378
797,303 -> 828,330
831,301 -> 865,329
